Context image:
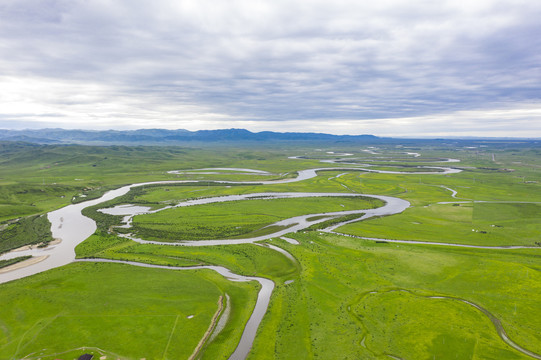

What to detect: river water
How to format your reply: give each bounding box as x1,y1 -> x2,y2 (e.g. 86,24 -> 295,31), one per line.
113,192 -> 409,247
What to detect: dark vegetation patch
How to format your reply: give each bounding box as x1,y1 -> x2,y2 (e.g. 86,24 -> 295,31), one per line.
0,255 -> 32,269
81,204 -> 125,233
0,215 -> 53,254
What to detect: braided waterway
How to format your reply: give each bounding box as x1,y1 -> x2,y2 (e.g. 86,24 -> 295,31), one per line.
4,160 -> 536,359
108,192 -> 409,246
0,162 -> 452,278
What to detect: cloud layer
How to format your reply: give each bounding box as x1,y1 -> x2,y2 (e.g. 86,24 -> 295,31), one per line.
1,0 -> 540,136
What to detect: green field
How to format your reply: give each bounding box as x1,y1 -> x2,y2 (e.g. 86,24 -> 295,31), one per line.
75,232 -> 298,281
338,201 -> 541,246
0,143 -> 306,222
0,262 -> 258,360
0,141 -> 540,359
129,196 -> 381,241
249,234 -> 541,359
74,231 -> 540,359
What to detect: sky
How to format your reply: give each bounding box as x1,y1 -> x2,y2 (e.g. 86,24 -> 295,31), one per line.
0,0 -> 540,137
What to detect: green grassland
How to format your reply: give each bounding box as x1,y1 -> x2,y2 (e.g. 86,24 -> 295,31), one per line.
129,196 -> 382,241
0,261 -> 258,360
99,170 -> 368,205
338,201 -> 541,246
0,141 -> 540,359
249,234 -> 540,359
71,231 -> 541,359
75,232 -> 298,282
0,142 -> 316,222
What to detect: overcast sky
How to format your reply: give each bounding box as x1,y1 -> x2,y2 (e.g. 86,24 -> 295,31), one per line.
1,0 -> 540,137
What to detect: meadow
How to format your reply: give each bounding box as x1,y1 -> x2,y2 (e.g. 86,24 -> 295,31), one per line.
0,142 -> 306,223
338,201 -> 541,246
129,196 -> 382,241
250,234 -> 540,359
70,230 -> 541,359
0,261 -> 258,360
0,140 -> 540,359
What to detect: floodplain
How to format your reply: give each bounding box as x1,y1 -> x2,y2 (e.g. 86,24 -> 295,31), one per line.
0,140 -> 540,359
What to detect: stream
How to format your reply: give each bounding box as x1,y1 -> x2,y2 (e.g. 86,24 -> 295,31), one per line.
362,289 -> 541,360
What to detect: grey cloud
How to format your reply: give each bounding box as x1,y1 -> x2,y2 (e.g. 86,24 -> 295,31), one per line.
0,0 -> 540,136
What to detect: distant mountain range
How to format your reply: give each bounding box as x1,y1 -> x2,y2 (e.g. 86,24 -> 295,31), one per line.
0,128 -> 539,146
0,128 -> 379,145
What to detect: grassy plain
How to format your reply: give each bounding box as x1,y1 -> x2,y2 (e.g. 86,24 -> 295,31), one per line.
338,201 -> 541,246
0,261 -> 258,360
0,142 -> 309,222
250,234 -> 540,359
0,140 -> 540,359
130,196 -> 381,241
72,231 -> 541,359
75,232 -> 298,282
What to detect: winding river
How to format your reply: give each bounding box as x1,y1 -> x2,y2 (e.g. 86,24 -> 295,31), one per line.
108,192 -> 409,247
0,164 -> 417,359
2,159 -> 537,359
361,289 -> 541,360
